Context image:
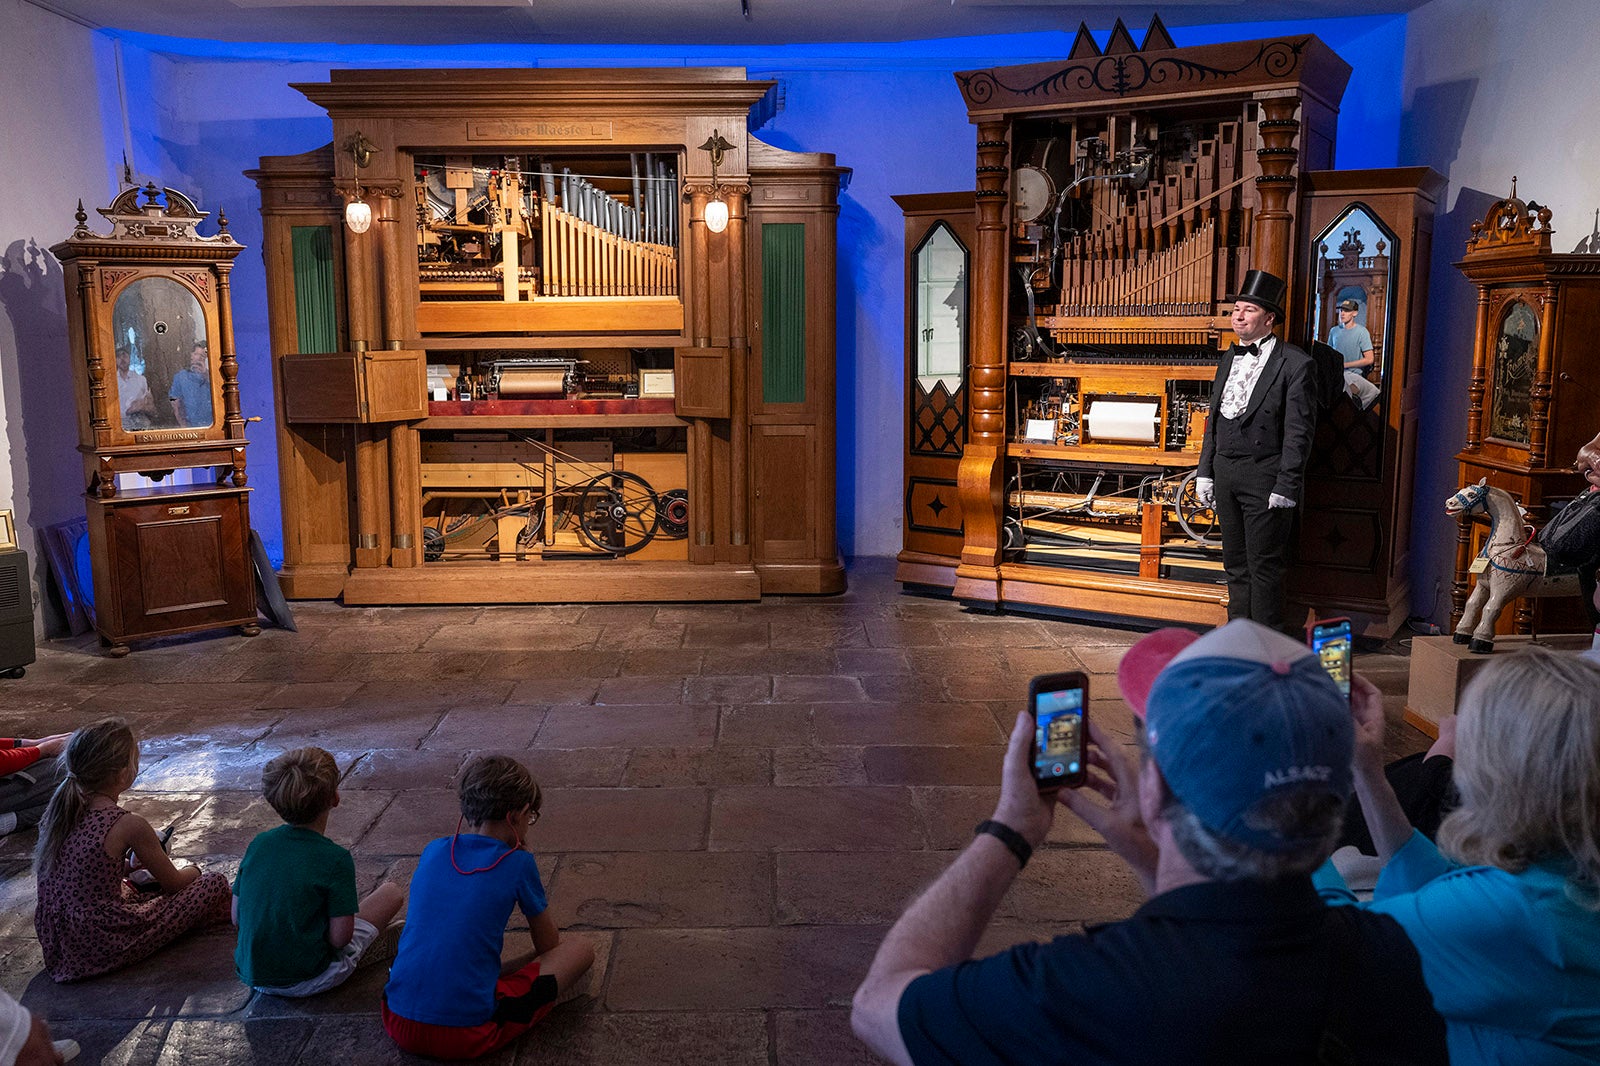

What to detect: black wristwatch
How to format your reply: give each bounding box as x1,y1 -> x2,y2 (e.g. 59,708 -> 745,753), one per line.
974,819 -> 1032,869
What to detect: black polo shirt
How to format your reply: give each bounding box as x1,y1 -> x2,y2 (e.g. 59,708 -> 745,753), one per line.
897,876 -> 1446,1065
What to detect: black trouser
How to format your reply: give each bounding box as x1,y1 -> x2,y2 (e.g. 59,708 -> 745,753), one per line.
1214,454 -> 1294,632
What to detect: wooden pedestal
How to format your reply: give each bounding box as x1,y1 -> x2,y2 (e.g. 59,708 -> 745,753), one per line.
1403,632 -> 1594,736
85,486 -> 259,655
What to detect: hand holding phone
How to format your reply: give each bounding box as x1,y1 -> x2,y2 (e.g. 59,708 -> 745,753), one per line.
1028,671 -> 1089,791
1308,617 -> 1353,701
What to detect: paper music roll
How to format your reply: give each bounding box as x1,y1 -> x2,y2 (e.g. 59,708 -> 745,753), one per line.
1086,400 -> 1159,444
497,369 -> 567,397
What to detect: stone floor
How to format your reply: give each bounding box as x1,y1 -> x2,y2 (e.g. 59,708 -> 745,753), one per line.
0,558 -> 1430,1064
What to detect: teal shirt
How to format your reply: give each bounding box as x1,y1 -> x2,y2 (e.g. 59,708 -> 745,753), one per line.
234,825 -> 359,988
1319,830 -> 1600,1065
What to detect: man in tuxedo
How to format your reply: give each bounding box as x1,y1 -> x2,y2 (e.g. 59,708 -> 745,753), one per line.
1195,270 -> 1317,631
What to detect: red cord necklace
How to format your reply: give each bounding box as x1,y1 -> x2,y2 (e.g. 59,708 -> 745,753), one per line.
449,815 -> 521,875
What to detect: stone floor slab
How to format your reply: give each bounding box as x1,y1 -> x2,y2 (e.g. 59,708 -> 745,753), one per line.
709,787 -> 923,852
535,705 -> 717,748
622,746 -> 771,787
546,851 -> 773,928
533,788 -> 709,852
605,926 -> 880,1010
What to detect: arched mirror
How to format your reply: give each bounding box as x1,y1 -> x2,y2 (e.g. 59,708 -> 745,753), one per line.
1309,205 -> 1397,413
1489,299 -> 1539,445
111,276 -> 212,431
910,221 -> 967,455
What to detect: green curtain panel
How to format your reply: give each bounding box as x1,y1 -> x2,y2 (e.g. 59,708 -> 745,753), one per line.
291,226 -> 338,354
761,223 -> 806,404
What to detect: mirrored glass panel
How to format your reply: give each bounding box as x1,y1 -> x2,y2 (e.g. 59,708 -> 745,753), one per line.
914,223 -> 967,393
1489,300 -> 1538,445
111,277 -> 212,431
1310,205 -> 1396,414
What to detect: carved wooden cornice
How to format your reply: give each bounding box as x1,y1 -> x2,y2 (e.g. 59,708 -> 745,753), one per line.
957,30 -> 1350,117
52,185 -> 243,263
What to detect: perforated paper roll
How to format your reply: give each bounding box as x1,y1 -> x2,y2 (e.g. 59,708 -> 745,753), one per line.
1086,400 -> 1158,443
497,369 -> 566,397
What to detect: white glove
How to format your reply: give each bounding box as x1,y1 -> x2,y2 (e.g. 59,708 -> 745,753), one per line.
1194,477 -> 1215,508
1269,493 -> 1296,509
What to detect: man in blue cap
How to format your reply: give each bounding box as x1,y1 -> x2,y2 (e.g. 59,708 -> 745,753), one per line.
852,620 -> 1446,1065
1195,269 -> 1318,632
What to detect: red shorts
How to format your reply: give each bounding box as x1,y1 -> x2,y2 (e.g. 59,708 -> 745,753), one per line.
382,960 -> 555,1060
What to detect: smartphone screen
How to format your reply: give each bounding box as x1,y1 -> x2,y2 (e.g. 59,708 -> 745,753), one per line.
1029,671 -> 1088,789
1309,618 -> 1353,701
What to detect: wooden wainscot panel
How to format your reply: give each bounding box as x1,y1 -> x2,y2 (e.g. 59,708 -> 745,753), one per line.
282,349 -> 426,423
675,346 -> 730,419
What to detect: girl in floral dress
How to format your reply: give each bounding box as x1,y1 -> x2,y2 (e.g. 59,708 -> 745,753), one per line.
33,718 -> 230,982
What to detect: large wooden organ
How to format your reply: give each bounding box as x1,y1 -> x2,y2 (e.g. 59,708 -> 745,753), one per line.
251,68 -> 846,603
900,20 -> 1436,632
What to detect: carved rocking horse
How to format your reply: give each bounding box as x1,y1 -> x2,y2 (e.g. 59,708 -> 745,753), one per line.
1445,480 -> 1580,652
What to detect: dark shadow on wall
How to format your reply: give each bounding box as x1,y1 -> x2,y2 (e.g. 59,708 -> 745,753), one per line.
835,192 -> 876,557
0,237 -> 83,635
1396,77 -> 1486,627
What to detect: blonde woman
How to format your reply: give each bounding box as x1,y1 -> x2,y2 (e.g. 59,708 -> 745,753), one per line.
1321,647 -> 1600,1063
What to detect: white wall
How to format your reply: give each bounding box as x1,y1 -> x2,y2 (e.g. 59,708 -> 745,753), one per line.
0,0 -> 120,633
1399,0 -> 1600,624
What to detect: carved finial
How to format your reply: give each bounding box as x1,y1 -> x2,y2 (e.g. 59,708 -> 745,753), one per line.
74,200 -> 87,226
217,207 -> 230,234
1510,175 -> 1518,200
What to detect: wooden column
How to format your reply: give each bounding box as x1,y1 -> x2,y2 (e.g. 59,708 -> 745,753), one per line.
725,185 -> 750,557
1252,96 -> 1300,284
1463,284 -> 1490,451
388,423 -> 420,567
1529,280 -> 1559,469
955,121 -> 1010,584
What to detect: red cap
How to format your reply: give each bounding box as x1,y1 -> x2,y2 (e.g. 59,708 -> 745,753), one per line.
1117,628 -> 1201,716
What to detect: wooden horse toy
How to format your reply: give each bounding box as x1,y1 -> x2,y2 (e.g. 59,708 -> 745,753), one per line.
1445,480 -> 1580,652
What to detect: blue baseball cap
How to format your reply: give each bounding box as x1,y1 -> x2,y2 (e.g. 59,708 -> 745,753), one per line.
1118,619 -> 1354,853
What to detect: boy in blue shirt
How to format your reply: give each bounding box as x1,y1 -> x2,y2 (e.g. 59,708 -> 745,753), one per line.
233,747 -> 405,995
383,754 -> 595,1060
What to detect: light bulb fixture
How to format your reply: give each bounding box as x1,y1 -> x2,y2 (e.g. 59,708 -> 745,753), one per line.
703,196 -> 730,234
341,129 -> 377,233
345,197 -> 373,234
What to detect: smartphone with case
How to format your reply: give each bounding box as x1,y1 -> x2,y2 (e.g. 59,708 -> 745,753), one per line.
1308,617 -> 1353,701
1028,671 -> 1089,790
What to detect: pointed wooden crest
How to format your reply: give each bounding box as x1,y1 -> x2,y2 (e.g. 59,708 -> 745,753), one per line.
1068,22 -> 1101,59
1141,13 -> 1175,51
1104,18 -> 1138,54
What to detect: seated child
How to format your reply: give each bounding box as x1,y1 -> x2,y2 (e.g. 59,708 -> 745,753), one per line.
382,754 -> 594,1061
233,747 -> 405,996
33,718 -> 231,983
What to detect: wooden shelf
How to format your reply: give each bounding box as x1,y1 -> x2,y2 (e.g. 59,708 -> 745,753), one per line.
1007,441 -> 1200,466
1008,361 -> 1218,380
422,335 -> 687,351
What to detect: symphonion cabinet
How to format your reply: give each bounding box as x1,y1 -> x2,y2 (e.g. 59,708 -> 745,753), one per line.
1452,183 -> 1597,635
249,68 -> 846,603
899,18 -> 1436,633
51,186 -> 259,655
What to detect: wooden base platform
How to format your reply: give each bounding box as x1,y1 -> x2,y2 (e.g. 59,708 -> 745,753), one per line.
339,559 -> 762,605
1404,632 -> 1595,736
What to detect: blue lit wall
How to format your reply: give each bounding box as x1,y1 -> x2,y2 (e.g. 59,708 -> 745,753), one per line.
75,16 -> 1407,574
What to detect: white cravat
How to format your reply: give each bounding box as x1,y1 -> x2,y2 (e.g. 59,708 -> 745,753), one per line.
1218,335 -> 1276,420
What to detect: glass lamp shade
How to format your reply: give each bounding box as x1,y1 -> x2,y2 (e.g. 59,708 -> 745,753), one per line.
703,197 -> 730,234
345,198 -> 373,234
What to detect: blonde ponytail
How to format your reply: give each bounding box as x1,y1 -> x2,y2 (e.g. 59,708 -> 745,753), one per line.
33,718 -> 135,880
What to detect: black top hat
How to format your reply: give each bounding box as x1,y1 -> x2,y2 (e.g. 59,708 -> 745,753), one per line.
1230,269 -> 1287,319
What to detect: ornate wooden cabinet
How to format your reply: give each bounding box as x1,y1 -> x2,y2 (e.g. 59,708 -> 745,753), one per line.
1452,183 -> 1598,634
1289,168 -> 1444,635
250,68 -> 846,603
51,186 -> 258,654
899,19 -> 1439,631
894,192 -> 975,586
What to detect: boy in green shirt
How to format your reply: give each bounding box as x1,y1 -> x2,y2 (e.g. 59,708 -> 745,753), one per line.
233,747 -> 405,995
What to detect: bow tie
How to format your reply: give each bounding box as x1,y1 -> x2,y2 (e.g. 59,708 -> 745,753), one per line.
1235,342 -> 1261,356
